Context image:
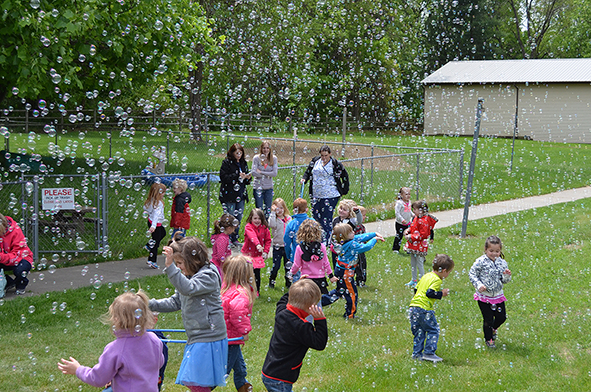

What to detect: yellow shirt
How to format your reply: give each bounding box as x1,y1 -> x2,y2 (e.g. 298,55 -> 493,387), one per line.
409,272 -> 442,311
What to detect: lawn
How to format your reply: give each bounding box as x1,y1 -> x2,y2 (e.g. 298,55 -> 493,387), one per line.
2,197 -> 590,391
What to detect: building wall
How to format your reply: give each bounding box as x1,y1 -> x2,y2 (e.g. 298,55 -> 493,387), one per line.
423,83 -> 591,143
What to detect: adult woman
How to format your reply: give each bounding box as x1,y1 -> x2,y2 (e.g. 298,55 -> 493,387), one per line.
251,140 -> 278,218
301,145 -> 350,244
219,143 -> 252,247
0,213 -> 33,295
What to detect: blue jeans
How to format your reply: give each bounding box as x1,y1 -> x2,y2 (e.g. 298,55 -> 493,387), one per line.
312,196 -> 339,245
409,307 -> 440,356
227,344 -> 248,390
222,200 -> 245,243
171,228 -> 186,238
261,374 -> 292,392
3,259 -> 32,290
253,188 -> 274,218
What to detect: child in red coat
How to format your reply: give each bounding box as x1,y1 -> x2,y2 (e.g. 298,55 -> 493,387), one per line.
170,179 -> 192,238
241,208 -> 271,294
403,200 -> 438,289
0,213 -> 33,295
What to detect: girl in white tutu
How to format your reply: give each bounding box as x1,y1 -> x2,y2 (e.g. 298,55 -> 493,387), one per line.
149,236 -> 228,391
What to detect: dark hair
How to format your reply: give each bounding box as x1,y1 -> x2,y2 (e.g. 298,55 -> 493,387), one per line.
227,143 -> 246,162
213,213 -> 238,234
246,208 -> 268,228
170,236 -> 209,275
484,235 -> 505,258
319,145 -> 331,154
411,200 -> 428,214
432,254 -> 454,272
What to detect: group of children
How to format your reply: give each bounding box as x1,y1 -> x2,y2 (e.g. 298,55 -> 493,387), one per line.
60,183 -> 513,391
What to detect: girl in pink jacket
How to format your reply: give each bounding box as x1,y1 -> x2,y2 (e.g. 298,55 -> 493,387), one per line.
241,208 -> 271,294
210,213 -> 239,280
221,255 -> 257,392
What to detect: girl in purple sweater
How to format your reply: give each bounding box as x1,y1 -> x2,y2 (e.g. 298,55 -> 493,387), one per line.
58,291 -> 164,392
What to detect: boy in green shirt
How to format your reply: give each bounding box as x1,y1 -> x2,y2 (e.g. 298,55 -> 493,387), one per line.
408,254 -> 454,362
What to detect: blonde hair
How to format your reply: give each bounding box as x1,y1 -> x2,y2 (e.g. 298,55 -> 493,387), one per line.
0,213 -> 9,236
145,183 -> 167,208
296,219 -> 322,243
172,178 -> 188,192
104,290 -> 155,335
246,208 -> 268,228
272,198 -> 290,217
221,255 -> 257,306
332,223 -> 353,244
170,236 -> 209,275
259,140 -> 274,167
213,213 -> 238,235
288,278 -> 321,310
292,198 -> 308,214
337,199 -> 357,219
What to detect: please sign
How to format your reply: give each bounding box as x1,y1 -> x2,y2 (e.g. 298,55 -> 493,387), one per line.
42,188 -> 75,210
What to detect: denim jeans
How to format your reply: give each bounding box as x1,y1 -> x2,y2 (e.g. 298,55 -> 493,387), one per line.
261,374 -> 293,392
311,196 -> 339,245
222,199 -> 246,243
409,306 -> 440,356
253,188 -> 274,218
3,259 -> 32,290
227,344 -> 248,390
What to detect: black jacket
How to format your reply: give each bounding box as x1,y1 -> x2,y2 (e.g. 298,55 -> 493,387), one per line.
219,158 -> 251,203
262,293 -> 328,384
302,156 -> 349,197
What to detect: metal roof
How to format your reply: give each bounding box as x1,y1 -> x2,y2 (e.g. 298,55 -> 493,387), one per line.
421,58 -> 591,84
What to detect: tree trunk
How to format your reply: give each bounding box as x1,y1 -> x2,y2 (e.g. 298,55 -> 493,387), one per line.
189,46 -> 204,141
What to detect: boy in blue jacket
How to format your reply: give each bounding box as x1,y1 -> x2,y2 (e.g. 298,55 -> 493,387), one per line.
324,223 -> 384,318
283,198 -> 313,267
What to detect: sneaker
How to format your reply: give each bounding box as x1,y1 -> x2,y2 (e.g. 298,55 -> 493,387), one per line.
411,354 -> 423,361
485,339 -> 496,348
422,354 -> 443,363
16,289 -> 26,295
405,279 -> 418,288
147,261 -> 159,269
492,329 -> 498,341
393,250 -> 399,254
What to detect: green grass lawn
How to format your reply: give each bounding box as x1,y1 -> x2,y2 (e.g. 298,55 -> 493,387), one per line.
2,197 -> 590,391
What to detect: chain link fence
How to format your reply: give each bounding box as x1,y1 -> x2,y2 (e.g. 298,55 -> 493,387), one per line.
1,133 -> 463,266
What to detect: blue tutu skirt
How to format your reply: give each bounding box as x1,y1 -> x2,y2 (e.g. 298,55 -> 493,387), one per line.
176,338 -> 228,387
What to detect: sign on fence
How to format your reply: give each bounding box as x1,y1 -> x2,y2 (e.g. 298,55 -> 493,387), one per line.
42,188 -> 75,210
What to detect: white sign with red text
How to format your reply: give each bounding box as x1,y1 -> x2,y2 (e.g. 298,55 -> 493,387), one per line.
42,188 -> 75,210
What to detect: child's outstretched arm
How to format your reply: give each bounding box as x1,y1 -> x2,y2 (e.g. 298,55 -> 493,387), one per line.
58,357 -> 80,375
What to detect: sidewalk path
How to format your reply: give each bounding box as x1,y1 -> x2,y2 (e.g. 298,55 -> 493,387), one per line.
5,186 -> 591,300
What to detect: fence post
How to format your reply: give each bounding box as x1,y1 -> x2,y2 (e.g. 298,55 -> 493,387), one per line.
341,106 -> 347,157
370,145 -> 374,187
109,132 -> 112,158
167,132 -> 170,163
360,158 -> 365,205
206,173 -> 211,239
292,138 -> 297,201
415,153 -> 420,200
33,178 -> 39,264
101,172 -> 109,251
458,148 -> 465,200
461,98 -> 484,238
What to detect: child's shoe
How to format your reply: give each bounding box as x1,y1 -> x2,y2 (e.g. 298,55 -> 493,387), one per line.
422,354 -> 443,363
405,279 -> 418,289
16,289 -> 26,295
485,339 -> 496,348
411,353 -> 423,361
147,261 -> 159,269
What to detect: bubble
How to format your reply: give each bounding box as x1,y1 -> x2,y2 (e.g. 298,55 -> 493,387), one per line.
76,240 -> 86,250
38,273 -> 45,281
28,306 -> 36,314
48,264 -> 56,274
135,324 -> 142,333
134,308 -> 143,319
90,292 -> 96,300
89,44 -> 97,56
59,302 -> 67,311
12,87 -> 19,95
21,314 -> 27,323
93,280 -> 102,289
154,20 -> 164,30
30,0 -> 40,9
124,271 -> 130,280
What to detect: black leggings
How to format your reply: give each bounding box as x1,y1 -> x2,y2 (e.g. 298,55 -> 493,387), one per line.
392,222 -> 408,251
253,268 -> 261,294
146,224 -> 167,263
478,300 -> 507,341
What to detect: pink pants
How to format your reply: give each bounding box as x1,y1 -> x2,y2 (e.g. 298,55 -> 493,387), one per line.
188,386 -> 211,392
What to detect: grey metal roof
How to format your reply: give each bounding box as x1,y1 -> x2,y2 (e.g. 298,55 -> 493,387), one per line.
421,58 -> 591,84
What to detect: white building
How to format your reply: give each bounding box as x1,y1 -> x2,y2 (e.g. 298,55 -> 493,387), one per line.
421,58 -> 591,143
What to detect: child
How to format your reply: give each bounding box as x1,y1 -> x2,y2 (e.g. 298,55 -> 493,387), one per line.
58,291 -> 165,392
0,213 -> 33,295
403,200 -> 438,289
149,237 -> 228,392
261,279 -> 328,391
290,219 -> 337,295
409,254 -> 454,362
221,255 -> 257,392
325,223 -> 384,319
241,208 -> 271,294
211,213 -> 239,280
469,235 -> 512,349
144,183 -> 167,269
353,205 -> 368,287
283,198 -> 312,267
170,178 -> 192,238
330,199 -> 363,270
392,187 -> 413,253
268,198 -> 292,289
